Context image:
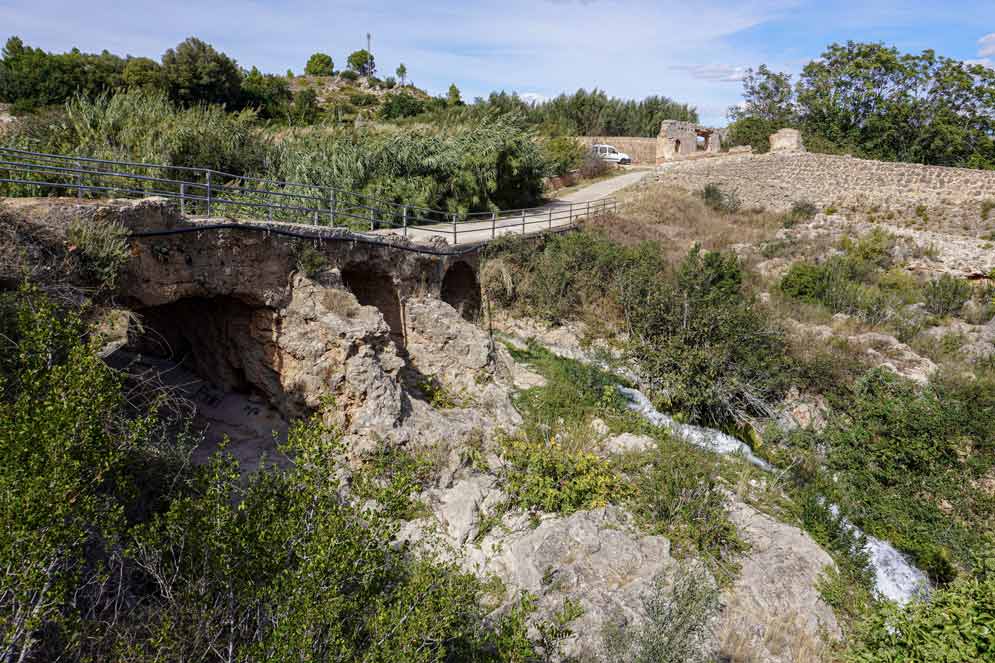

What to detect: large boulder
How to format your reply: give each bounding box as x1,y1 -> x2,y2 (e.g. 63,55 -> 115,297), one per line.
720,500 -> 841,662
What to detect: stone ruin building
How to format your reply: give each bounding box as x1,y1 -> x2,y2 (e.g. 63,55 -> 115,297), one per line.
656,120 -> 722,163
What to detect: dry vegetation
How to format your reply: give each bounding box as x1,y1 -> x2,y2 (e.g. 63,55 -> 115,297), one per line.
586,183 -> 784,262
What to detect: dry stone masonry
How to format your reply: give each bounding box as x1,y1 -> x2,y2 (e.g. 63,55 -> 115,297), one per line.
657,150 -> 995,214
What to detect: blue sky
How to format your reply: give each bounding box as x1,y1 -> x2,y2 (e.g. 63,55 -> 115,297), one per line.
3,0 -> 994,125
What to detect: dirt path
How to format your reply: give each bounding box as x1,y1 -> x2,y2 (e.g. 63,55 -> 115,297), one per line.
380,169 -> 653,245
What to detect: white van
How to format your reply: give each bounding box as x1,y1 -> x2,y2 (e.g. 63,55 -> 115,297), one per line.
591,144 -> 631,165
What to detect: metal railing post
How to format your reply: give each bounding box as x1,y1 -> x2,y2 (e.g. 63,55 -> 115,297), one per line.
521,208 -> 526,234
180,182 -> 186,215
491,212 -> 496,239
75,160 -> 82,204
329,190 -> 336,226
587,201 -> 591,218
402,205 -> 408,237
205,170 -> 213,217
548,206 -> 553,229
370,207 -> 376,231
452,213 -> 458,244
569,202 -> 574,224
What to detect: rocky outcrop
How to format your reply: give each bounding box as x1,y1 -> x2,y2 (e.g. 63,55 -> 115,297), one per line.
720,500 -> 840,663
402,492 -> 689,660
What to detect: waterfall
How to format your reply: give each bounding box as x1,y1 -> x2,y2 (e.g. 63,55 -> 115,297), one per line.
619,385 -> 930,604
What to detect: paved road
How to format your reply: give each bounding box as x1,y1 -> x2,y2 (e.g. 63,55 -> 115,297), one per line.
377,169 -> 653,245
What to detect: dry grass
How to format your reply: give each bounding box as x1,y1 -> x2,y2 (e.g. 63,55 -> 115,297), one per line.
587,184 -> 784,263
719,607 -> 832,663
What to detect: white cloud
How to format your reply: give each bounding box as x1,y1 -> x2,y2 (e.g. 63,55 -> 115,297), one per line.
669,64 -> 749,82
978,33 -> 995,57
966,58 -> 994,69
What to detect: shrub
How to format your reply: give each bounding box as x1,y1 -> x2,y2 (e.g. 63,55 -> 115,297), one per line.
845,571 -> 995,662
542,136 -> 586,177
379,92 -> 425,119
699,183 -> 740,213
579,152 -> 612,179
812,368 -> 995,578
924,274 -> 970,316
339,69 -> 359,82
67,215 -> 130,288
779,261 -> 831,304
349,91 -> 377,107
600,564 -> 720,663
625,246 -> 793,426
623,442 -> 745,578
498,434 -> 627,514
782,200 -> 818,226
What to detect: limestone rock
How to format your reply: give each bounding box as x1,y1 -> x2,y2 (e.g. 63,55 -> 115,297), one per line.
477,506 -> 683,659
850,332 -> 937,383
602,432 -> 656,455
720,500 -> 840,662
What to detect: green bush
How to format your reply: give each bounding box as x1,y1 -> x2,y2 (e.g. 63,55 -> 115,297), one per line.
542,136 -> 586,177
339,69 -> 359,82
379,92 -> 425,119
623,442 -> 745,580
498,434 -> 626,515
67,215 -> 130,288
924,274 -> 971,316
812,368 -> 995,579
845,571 -> 995,662
782,200 -> 818,226
625,246 -> 793,426
699,183 -> 740,213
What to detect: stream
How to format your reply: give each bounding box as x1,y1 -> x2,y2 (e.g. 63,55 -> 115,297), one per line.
618,385 -> 930,605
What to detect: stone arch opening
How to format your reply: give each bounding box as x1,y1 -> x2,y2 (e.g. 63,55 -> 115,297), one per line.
341,266 -> 405,348
673,139 -> 681,155
440,261 -> 482,321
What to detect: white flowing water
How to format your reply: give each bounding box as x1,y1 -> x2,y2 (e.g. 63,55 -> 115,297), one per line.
619,385 -> 930,605
619,386 -> 773,471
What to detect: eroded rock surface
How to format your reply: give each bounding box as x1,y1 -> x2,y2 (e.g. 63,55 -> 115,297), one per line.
720,500 -> 840,663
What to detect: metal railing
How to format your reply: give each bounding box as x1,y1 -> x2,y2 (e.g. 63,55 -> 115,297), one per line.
0,147 -> 617,245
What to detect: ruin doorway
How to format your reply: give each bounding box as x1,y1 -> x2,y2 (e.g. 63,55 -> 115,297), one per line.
440,261 -> 482,321
673,139 -> 681,156
341,267 -> 406,348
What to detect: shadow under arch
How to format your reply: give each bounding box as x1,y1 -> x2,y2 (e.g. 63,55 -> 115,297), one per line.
440,260 -> 481,321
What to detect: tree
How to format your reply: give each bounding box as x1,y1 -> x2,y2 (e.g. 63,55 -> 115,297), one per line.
161,37 -> 242,107
396,63 -> 407,86
447,83 -> 463,107
347,49 -> 375,76
379,92 -> 425,120
288,88 -> 320,125
304,52 -> 334,76
728,65 -> 795,124
122,57 -> 163,90
795,42 -> 995,167
242,66 -> 292,119
725,65 -> 796,153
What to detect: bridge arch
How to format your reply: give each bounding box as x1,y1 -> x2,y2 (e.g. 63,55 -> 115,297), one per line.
341,266 -> 406,348
440,261 -> 481,321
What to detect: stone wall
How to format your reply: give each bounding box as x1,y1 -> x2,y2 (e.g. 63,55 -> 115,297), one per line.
656,151 -> 995,215
577,136 -> 656,164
